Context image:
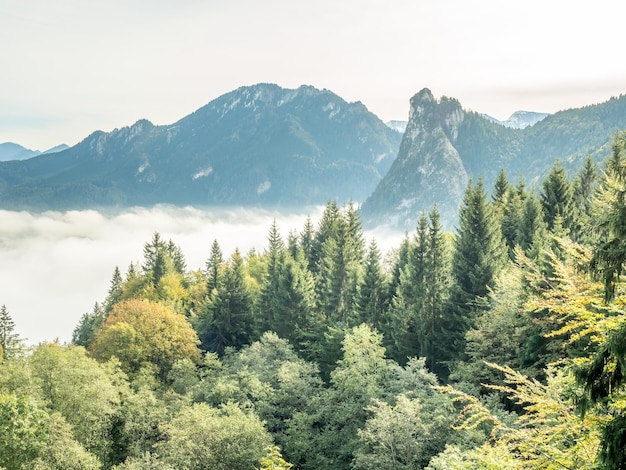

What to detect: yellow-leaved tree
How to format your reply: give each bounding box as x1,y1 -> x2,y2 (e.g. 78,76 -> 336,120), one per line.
90,298 -> 200,379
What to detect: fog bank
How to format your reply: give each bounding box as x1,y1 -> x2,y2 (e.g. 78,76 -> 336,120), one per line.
0,206 -> 406,345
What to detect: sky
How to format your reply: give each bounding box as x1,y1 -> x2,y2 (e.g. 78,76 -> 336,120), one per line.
2,0 -> 626,151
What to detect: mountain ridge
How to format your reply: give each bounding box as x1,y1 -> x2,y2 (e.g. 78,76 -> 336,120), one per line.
360,89 -> 626,228
0,84 -> 401,211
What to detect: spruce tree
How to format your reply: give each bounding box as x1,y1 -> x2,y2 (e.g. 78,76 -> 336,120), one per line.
260,220 -> 285,332
571,156 -> 598,243
387,235 -> 410,303
356,239 -> 387,329
517,194 -> 548,258
387,213 -> 428,362
72,302 -> 106,347
421,206 -> 453,377
0,305 -> 21,359
205,239 -> 224,295
205,249 -> 256,354
275,249 -> 318,351
142,232 -> 167,286
540,160 -> 574,231
300,216 -> 315,271
501,190 -> 524,254
449,178 -> 507,358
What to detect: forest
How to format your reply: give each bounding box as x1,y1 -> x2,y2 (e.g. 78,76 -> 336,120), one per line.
2,132 -> 626,469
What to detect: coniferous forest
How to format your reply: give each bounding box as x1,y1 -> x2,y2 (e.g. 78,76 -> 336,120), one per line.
3,132 -> 626,469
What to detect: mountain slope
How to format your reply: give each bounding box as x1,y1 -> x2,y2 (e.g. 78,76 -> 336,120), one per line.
361,90 -> 626,229
0,84 -> 401,211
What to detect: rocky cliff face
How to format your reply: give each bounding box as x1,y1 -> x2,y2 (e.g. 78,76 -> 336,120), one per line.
360,89 -> 469,228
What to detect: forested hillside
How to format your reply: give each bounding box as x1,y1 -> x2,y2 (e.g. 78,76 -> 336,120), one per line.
3,132 -> 626,468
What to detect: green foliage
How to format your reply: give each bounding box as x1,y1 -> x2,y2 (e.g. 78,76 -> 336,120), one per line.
30,343 -> 126,465
31,413 -> 102,470
353,394 -> 451,470
258,446 -> 293,470
155,402 -> 273,470
0,394 -> 48,470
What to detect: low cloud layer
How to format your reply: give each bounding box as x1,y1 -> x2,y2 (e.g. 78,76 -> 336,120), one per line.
0,206 -> 405,345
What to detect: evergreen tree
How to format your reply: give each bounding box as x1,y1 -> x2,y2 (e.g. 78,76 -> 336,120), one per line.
591,132 -> 626,301
388,213 -> 428,361
356,239 -> 387,329
492,168 -> 510,206
310,200 -> 342,276
449,179 -> 507,359
205,249 -> 256,354
142,232 -> 167,286
314,203 -> 364,325
72,302 -> 106,348
517,193 -> 548,258
421,206 -> 453,377
167,240 -> 187,275
287,229 -> 299,259
104,266 -> 123,312
205,239 -> 224,295
386,235 -> 410,303
568,155 -> 598,244
540,160 -> 574,231
300,216 -> 315,271
260,221 -> 285,332
501,190 -> 523,255
276,250 -> 319,351
0,305 -> 21,359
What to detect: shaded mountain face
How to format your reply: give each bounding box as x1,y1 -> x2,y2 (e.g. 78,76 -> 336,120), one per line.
0,84 -> 401,211
361,89 -> 626,229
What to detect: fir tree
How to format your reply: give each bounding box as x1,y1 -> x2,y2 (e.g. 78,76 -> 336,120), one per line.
0,305 -> 21,358
260,220 -> 285,329
540,160 -> 574,231
492,168 -> 510,205
501,190 -> 524,255
387,213 -> 428,362
205,239 -> 224,296
71,302 -> 106,348
421,206 -> 453,376
204,249 -> 256,354
517,193 -> 548,258
449,178 -> 507,359
356,239 -> 387,329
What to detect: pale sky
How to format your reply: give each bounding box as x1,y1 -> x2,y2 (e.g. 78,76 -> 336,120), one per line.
2,0 -> 626,151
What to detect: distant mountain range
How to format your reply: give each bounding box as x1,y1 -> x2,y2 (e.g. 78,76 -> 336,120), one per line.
0,84 -> 401,211
1,84 -> 625,229
482,111 -> 549,129
0,142 -> 69,162
360,88 -> 626,228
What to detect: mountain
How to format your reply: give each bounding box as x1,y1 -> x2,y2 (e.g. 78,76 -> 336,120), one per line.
483,111 -> 549,129
0,84 -> 401,211
385,120 -> 408,134
0,143 -> 70,162
361,89 -> 626,229
0,142 -> 41,161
